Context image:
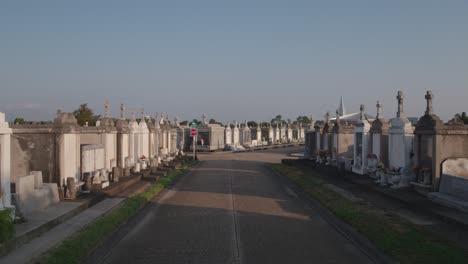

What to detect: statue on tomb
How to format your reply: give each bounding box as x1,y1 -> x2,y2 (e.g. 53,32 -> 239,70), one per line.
160,112 -> 165,124
202,113 -> 207,125
397,91 -> 405,118
376,100 -> 382,119
325,112 -> 330,123
359,104 -> 366,121
131,108 -> 136,121
141,108 -> 145,121
425,91 -> 434,115
120,104 -> 125,120
104,100 -> 110,118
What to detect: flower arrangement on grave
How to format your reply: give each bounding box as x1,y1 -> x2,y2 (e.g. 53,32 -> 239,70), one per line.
377,161 -> 384,170
140,155 -> 147,161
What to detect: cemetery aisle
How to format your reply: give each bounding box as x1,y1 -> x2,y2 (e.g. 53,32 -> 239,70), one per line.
90,149 -> 374,264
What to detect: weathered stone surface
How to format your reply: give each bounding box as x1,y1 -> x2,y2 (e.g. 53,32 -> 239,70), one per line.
66,177 -> 76,200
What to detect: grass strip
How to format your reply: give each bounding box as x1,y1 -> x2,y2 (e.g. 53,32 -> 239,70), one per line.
42,161 -> 196,264
272,163 -> 468,264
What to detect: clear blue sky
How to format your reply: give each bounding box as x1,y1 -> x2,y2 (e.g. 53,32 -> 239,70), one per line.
1,0 -> 467,123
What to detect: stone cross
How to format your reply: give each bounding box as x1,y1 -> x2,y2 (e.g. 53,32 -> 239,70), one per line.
360,104 -> 365,120
202,113 -> 207,125
131,108 -> 136,121
425,91 -> 434,115
104,100 -> 110,118
376,100 -> 382,119
120,103 -> 125,120
397,91 -> 405,118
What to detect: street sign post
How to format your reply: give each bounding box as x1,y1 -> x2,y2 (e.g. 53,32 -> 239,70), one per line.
190,128 -> 197,160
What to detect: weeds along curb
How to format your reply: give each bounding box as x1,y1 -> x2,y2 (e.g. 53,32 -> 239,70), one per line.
40,161 -> 198,264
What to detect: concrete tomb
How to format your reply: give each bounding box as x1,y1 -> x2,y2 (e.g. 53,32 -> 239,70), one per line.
384,91 -> 415,188
352,105 -> 371,175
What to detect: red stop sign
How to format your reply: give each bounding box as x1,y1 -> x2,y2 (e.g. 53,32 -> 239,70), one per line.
190,128 -> 197,136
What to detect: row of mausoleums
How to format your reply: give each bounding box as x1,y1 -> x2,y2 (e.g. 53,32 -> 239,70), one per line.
192,116 -> 306,151
0,102 -> 185,219
304,91 -> 468,212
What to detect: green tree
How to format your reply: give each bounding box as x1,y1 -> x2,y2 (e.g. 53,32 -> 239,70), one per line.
13,118 -> 25,124
73,104 -> 100,126
271,115 -> 283,124
296,116 -> 311,125
455,112 -> 468,124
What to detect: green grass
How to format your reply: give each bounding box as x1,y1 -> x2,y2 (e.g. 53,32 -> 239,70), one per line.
0,208 -> 14,244
272,163 -> 468,264
42,161 -> 196,264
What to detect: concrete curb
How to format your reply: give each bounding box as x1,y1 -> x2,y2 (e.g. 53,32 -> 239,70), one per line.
269,165 -> 397,264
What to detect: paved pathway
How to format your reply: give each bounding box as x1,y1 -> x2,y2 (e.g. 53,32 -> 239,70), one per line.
90,147 -> 374,264
0,198 -> 125,264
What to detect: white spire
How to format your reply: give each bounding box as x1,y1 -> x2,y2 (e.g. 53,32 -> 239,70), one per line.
338,96 -> 346,116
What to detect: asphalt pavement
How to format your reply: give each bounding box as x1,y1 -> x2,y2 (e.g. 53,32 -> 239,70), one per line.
87,147 -> 374,264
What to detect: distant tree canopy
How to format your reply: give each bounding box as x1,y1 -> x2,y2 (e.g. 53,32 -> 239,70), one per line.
247,121 -> 258,127
296,116 -> 311,125
180,120 -> 189,126
13,118 -> 25,124
73,104 -> 101,126
455,112 -> 468,124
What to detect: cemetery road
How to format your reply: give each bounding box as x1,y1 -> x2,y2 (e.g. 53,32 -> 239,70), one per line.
88,147 -> 374,264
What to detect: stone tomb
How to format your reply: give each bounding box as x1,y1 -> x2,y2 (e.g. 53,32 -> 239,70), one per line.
0,112 -> 14,214
412,91 -> 468,208
14,171 -> 59,217
81,144 -> 109,189
232,122 -> 240,146
428,171 -> 468,212
224,124 -> 232,146
386,91 -> 415,188
368,101 -> 389,173
331,112 -> 354,166
352,105 -> 371,175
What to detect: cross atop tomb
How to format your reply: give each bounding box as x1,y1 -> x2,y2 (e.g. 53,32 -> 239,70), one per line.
202,113 -> 207,125
104,100 -> 110,118
360,104 -> 366,120
425,90 -> 434,115
376,100 -> 382,119
131,108 -> 136,121
120,104 -> 125,120
397,91 -> 405,118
